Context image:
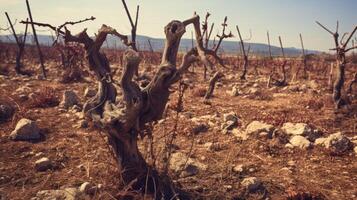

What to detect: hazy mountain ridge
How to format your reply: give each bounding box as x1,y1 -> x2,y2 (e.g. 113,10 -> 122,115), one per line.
0,34 -> 320,56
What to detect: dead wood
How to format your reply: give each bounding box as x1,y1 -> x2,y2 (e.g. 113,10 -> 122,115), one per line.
267,31 -> 273,60
237,25 -> 248,80
121,0 -> 139,51
293,33 -> 308,81
5,12 -> 29,75
270,36 -> 288,87
25,0 -> 46,78
204,71 -> 224,100
37,13 -> 224,198
347,72 -> 357,94
200,14 -> 232,79
316,21 -> 357,108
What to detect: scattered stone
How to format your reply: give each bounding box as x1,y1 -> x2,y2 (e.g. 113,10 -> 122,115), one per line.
315,132 -> 352,153
224,112 -> 237,122
221,112 -> 239,133
241,177 -> 262,192
60,90 -> 79,109
307,80 -> 319,90
84,87 -> 96,98
314,138 -> 327,146
248,88 -> 260,95
232,128 -> 250,140
354,146 -> 357,155
19,94 -> 29,101
246,121 -> 274,137
204,142 -> 221,151
223,185 -> 233,190
272,93 -> 289,98
280,167 -> 292,174
230,86 -> 240,97
35,157 -> 52,171
289,135 -> 312,149
282,122 -> 320,141
287,160 -> 296,167
35,152 -> 45,157
191,114 -> 217,125
169,152 -> 207,177
258,131 -> 270,138
9,118 -> 41,141
232,164 -> 245,173
33,188 -> 80,200
282,122 -> 312,136
248,168 -> 256,173
226,75 -> 235,80
79,182 -> 95,195
15,86 -> 31,94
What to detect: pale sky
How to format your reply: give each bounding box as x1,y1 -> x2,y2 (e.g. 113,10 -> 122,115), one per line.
1,0 -> 356,51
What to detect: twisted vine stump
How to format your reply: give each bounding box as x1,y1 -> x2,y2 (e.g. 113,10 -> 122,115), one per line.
278,36 -> 287,85
23,12 -> 226,198
269,36 -> 288,87
201,13 -> 214,80
316,21 -> 357,108
347,72 -> 357,94
204,71 -> 223,100
5,12 -> 29,75
237,25 -> 248,80
267,31 -> 273,60
25,0 -> 46,78
328,63 -> 334,90
292,33 -> 308,82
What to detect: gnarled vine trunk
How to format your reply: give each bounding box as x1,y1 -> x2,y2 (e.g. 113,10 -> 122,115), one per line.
60,14 -> 221,198
22,12 -> 226,198
333,50 -> 346,108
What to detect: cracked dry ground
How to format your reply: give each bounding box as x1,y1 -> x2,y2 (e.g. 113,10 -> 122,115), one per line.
0,62 -> 356,200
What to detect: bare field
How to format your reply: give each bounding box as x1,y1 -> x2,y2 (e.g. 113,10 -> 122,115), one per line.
1,55 -> 356,199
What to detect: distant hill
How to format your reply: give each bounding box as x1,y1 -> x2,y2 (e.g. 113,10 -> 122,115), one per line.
0,34 -> 320,56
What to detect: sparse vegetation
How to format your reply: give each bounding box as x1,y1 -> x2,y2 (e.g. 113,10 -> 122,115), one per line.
0,1 -> 356,200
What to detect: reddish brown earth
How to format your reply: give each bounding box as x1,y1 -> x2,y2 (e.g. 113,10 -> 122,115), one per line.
0,57 -> 356,200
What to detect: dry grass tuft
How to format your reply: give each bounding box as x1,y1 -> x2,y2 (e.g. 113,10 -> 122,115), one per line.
30,87 -> 60,108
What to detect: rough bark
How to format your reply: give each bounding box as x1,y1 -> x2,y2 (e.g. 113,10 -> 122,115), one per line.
328,63 -> 334,90
279,36 -> 287,85
23,13 -> 225,198
267,31 -> 273,60
347,72 -> 357,94
269,36 -> 288,87
334,55 -> 346,108
5,12 -> 29,75
292,34 -> 307,82
237,25 -> 248,80
25,0 -> 46,78
204,71 -> 223,100
202,13 -> 214,80
316,21 -> 357,108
